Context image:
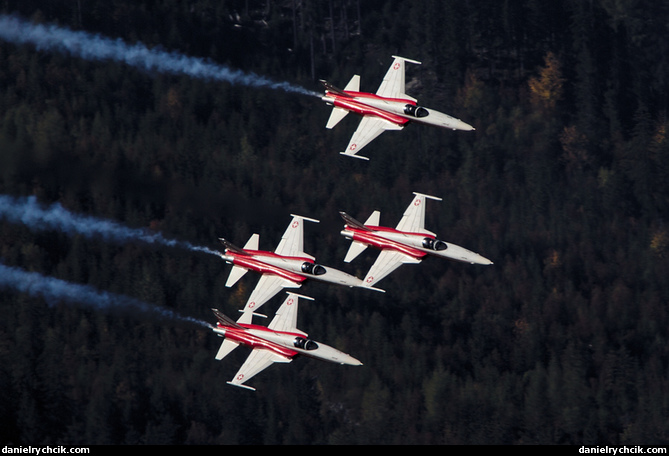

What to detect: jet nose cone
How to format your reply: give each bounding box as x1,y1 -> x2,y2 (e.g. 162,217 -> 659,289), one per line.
466,253 -> 493,265
322,268 -> 372,289
439,244 -> 492,265
339,353 -> 363,366
463,250 -> 494,265
454,120 -> 475,131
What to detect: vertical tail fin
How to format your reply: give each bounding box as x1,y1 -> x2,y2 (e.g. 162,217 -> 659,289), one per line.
218,238 -> 250,255
211,308 -> 245,329
339,211 -> 372,231
322,75 -> 359,129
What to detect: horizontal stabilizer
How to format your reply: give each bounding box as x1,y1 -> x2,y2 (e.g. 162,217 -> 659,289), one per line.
344,74 -> 360,92
225,265 -> 249,287
326,107 -> 349,129
344,241 -> 369,263
216,339 -> 240,361
243,233 -> 259,250
364,210 -> 380,227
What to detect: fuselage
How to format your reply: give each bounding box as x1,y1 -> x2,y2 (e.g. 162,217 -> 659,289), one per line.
221,249 -> 371,288
212,324 -> 362,365
322,90 -> 475,131
341,225 -> 493,265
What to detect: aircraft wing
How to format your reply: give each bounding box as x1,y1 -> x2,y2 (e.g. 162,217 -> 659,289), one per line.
227,348 -> 292,391
341,116 -> 403,160
395,193 -> 442,235
267,293 -> 311,336
376,55 -> 421,101
363,249 -> 422,287
243,273 -> 301,314
274,214 -> 319,259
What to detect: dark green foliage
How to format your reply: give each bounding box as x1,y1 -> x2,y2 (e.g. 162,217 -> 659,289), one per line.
1,0 -> 668,445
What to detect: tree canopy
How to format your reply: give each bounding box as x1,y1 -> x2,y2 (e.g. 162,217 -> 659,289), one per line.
1,0 -> 668,445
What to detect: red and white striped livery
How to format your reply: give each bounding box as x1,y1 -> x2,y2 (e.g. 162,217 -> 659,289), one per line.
211,293 -> 362,391
340,192 -> 493,287
218,214 -> 383,314
321,55 -> 475,160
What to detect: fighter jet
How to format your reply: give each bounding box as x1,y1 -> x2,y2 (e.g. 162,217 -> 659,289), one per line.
211,293 -> 362,391
320,55 -> 475,160
340,192 -> 493,287
218,214 -> 383,314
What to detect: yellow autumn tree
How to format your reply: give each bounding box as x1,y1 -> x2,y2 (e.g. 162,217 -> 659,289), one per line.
528,52 -> 565,112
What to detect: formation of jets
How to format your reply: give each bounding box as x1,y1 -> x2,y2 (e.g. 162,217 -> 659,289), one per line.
213,195 -> 492,390
320,55 -> 475,160
209,57 -> 490,390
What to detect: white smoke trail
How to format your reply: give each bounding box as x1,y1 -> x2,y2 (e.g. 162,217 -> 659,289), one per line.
0,14 -> 320,97
0,263 -> 212,328
0,194 -> 223,258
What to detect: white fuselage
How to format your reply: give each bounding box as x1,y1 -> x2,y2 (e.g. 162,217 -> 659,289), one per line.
213,326 -> 363,366
323,91 -> 475,131
358,96 -> 475,131
341,226 -> 494,265
220,249 -> 376,288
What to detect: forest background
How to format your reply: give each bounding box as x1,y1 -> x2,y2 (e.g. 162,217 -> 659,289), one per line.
1,0 -> 668,446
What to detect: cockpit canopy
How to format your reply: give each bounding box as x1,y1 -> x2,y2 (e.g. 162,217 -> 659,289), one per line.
301,262 -> 327,275
422,237 -> 448,251
294,337 -> 319,350
404,104 -> 430,118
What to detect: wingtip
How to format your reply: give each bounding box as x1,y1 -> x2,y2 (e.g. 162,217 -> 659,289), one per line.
227,381 -> 256,391
363,284 -> 385,293
339,152 -> 370,161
